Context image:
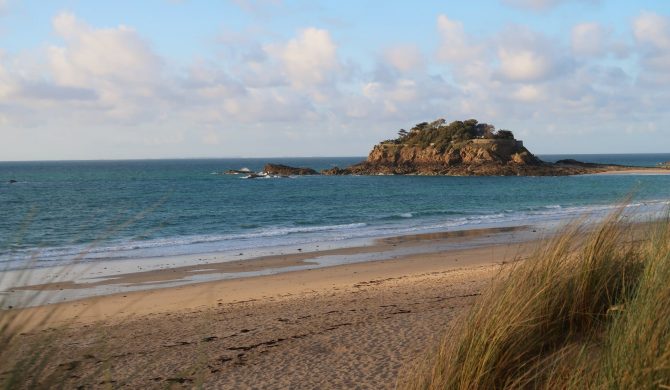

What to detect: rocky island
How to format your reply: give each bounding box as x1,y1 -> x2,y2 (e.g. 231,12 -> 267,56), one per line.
246,119 -> 660,177
263,163 -> 318,176
321,119 -> 630,176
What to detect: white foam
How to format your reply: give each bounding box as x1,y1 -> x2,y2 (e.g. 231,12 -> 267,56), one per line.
2,200 -> 669,271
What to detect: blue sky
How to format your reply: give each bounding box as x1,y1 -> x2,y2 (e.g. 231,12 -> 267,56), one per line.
0,0 -> 669,160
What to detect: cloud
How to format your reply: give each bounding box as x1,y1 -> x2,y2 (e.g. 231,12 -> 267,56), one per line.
0,47 -> 98,103
1,8 -> 670,159
0,52 -> 16,98
571,22 -> 607,56
495,27 -> 571,82
41,12 -> 169,122
498,48 -> 554,81
363,79 -> 416,104
435,17 -> 571,85
49,12 -> 162,86
571,22 -> 629,58
358,73 -> 455,121
267,27 -> 339,89
512,84 -> 544,102
502,0 -> 597,11
436,15 -> 484,63
383,44 -> 423,72
17,81 -> 97,101
633,11 -> 670,49
424,13 -> 668,152
633,11 -> 670,84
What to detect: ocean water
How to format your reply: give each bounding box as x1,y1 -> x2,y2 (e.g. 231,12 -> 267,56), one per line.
1,154 -> 670,271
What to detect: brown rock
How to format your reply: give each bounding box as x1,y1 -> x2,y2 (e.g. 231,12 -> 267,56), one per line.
320,167 -> 351,175
263,164 -> 318,176
324,131 -> 631,177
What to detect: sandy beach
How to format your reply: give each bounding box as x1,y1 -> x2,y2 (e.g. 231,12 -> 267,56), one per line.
596,167 -> 670,175
1,230 -> 537,389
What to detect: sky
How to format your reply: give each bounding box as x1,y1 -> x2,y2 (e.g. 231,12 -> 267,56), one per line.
0,0 -> 669,160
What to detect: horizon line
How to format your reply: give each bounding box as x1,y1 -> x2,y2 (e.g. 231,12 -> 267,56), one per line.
1,152 -> 670,163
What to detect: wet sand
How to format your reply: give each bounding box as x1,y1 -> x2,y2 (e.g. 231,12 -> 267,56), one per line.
2,225 -> 535,307
1,231 -> 537,389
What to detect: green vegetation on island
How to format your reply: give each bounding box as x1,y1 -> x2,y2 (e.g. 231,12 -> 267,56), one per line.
382,118 -> 515,151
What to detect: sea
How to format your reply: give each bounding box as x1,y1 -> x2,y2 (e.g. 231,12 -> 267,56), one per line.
1,154 -> 670,271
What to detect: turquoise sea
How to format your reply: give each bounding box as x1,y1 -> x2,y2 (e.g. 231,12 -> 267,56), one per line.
1,154 -> 670,271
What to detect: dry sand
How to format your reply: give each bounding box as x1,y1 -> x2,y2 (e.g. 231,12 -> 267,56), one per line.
596,167 -> 670,175
1,235 -> 536,389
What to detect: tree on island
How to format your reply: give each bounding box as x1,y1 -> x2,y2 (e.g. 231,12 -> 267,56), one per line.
494,130 -> 514,139
382,118 -> 518,151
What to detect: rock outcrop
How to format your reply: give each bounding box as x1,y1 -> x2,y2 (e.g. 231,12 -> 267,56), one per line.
263,164 -> 318,176
224,168 -> 251,174
320,118 -> 629,176
351,138 -> 545,175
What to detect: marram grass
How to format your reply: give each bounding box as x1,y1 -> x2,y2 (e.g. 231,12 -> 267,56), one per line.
401,209 -> 670,389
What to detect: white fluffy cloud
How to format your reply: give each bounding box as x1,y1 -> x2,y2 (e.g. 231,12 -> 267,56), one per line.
498,48 -> 554,81
44,12 -> 167,121
495,27 -> 571,82
49,12 -> 162,86
436,17 -> 570,84
268,27 -> 339,88
436,15 -> 484,63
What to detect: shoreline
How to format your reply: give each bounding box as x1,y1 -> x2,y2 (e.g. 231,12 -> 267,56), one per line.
7,242 -> 529,329
2,193 -> 669,311
2,225 -> 539,311
3,199 -> 668,309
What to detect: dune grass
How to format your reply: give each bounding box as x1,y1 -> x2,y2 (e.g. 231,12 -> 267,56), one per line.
401,209 -> 670,389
